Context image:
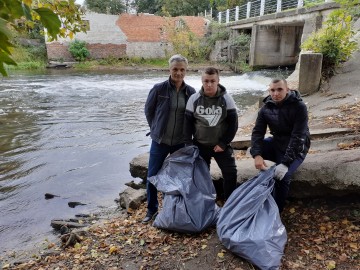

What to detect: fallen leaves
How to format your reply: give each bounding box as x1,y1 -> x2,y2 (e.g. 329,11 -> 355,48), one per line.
324,102 -> 360,132
3,197 -> 360,270
282,197 -> 360,270
338,140 -> 360,150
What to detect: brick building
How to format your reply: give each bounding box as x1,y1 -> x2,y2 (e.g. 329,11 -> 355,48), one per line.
46,12 -> 209,61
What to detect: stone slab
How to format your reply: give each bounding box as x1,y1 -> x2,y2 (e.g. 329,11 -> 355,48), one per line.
231,128 -> 354,150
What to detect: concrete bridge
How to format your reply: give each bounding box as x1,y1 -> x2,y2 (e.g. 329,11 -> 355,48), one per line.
212,0 -> 340,67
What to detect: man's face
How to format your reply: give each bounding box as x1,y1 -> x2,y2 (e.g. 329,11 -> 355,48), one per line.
169,61 -> 187,85
202,73 -> 219,97
268,80 -> 289,103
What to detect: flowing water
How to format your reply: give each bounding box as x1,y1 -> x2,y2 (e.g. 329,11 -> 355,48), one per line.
0,68 -> 290,258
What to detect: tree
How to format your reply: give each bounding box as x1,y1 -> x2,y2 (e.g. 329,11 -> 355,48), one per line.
210,0 -> 247,11
133,0 -> 161,14
159,0 -> 210,16
85,0 -> 125,15
0,0 -> 87,76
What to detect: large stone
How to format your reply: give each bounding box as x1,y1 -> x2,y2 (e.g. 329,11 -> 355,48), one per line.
231,128 -> 354,150
119,187 -> 147,212
129,135 -> 360,198
129,153 -> 148,182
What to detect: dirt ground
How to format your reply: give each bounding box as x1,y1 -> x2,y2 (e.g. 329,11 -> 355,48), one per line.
2,195 -> 359,270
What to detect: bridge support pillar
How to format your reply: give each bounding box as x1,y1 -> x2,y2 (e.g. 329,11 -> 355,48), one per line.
249,24 -> 302,67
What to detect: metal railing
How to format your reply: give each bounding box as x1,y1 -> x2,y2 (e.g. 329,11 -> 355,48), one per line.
212,0 -> 329,24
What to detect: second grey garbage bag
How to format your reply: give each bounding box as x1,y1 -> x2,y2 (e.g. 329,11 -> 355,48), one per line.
148,145 -> 220,233
217,166 -> 287,270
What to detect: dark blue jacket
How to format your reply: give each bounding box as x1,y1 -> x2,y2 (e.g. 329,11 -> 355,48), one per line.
250,90 -> 311,166
145,77 -> 195,144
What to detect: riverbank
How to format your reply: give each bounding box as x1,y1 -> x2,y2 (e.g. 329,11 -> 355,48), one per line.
2,66 -> 360,270
7,59 -> 234,74
2,196 -> 359,270
2,53 -> 360,269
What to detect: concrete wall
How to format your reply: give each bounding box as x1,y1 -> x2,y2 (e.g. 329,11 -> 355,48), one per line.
46,12 -> 207,61
228,1 -> 340,67
298,52 -> 323,95
46,13 -> 128,61
126,42 -> 173,59
210,40 -> 229,62
249,25 -> 302,67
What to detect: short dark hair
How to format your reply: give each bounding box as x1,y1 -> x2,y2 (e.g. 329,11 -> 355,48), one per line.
271,78 -> 287,85
203,67 -> 219,76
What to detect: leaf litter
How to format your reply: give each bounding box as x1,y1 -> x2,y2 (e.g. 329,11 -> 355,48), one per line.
3,195 -> 359,270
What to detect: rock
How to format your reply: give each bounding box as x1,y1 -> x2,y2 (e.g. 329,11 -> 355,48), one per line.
61,232 -> 82,248
44,193 -> 59,199
129,136 -> 360,198
125,179 -> 146,190
129,153 -> 148,181
60,225 -> 70,235
290,148 -> 360,197
231,127 -> 354,150
75,213 -> 91,218
50,219 -> 87,230
68,201 -> 87,208
46,61 -> 75,69
119,187 -> 146,212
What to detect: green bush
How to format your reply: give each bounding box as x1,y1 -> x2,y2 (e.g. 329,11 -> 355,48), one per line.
301,8 -> 358,79
68,40 -> 90,61
206,22 -> 231,47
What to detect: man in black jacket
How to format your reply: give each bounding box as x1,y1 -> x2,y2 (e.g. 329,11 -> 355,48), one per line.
250,78 -> 311,213
143,54 -> 195,223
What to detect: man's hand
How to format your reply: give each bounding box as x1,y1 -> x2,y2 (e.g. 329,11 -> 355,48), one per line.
213,145 -> 224,152
254,155 -> 267,170
274,164 -> 288,180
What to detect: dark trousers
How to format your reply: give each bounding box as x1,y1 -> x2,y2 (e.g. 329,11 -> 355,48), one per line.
146,140 -> 183,215
195,143 -> 237,200
261,137 -> 306,212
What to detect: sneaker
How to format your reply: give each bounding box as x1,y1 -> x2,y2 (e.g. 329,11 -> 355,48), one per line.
141,211 -> 157,224
215,198 -> 225,207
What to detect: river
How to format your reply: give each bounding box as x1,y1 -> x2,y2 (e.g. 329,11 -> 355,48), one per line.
0,68 -> 290,259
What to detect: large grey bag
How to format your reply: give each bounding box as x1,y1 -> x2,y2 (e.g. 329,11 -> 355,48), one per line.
217,166 -> 287,270
149,145 -> 220,233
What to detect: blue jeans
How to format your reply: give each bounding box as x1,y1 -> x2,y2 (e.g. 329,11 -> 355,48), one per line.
261,137 -> 306,212
146,140 -> 183,215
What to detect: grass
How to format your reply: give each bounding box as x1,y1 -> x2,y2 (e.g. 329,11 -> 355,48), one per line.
5,43 -> 47,71
5,61 -> 46,71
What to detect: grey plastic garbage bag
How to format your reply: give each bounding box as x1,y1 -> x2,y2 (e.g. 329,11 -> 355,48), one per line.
216,166 -> 287,270
148,145 -> 220,233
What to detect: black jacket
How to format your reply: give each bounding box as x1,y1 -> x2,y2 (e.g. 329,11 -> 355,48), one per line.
250,90 -> 311,166
145,77 -> 195,144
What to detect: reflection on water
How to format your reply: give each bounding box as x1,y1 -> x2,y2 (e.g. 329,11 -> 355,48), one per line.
0,68 -> 291,258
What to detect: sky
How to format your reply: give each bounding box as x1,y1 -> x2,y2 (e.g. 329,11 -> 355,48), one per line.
75,0 -> 84,5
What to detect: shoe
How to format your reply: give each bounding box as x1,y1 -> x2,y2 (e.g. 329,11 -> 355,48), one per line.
142,211 -> 157,224
215,199 -> 225,207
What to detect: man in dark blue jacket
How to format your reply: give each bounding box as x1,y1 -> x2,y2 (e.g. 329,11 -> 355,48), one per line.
250,78 -> 311,213
143,54 -> 195,223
